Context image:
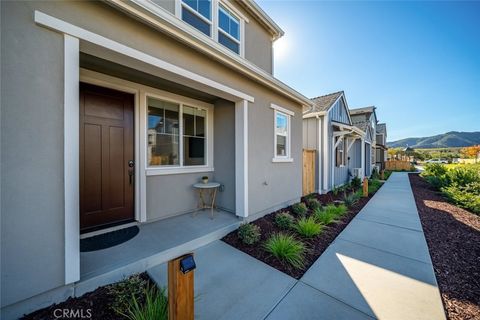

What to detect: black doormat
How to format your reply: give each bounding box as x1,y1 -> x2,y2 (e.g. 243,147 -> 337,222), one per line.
81,226 -> 140,252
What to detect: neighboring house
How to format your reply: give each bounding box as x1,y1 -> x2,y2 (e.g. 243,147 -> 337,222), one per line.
376,123 -> 388,170
350,106 -> 378,177
303,91 -> 365,194
1,1 -> 313,317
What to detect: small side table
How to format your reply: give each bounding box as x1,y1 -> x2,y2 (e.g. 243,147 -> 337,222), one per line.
193,182 -> 221,219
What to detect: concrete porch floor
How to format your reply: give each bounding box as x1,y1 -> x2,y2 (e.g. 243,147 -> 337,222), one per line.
77,210 -> 239,296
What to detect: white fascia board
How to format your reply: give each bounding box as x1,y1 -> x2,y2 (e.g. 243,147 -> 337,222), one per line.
105,0 -> 311,107
34,11 -> 254,103
303,111 -> 326,119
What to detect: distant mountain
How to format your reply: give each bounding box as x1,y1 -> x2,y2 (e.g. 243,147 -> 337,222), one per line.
387,131 -> 480,149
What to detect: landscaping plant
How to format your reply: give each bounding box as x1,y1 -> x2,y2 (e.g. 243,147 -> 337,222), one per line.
368,179 -> 382,194
294,216 -> 323,238
119,284 -> 168,320
313,207 -> 337,225
238,223 -> 261,245
275,211 -> 295,230
305,198 -> 321,211
350,177 -> 362,190
324,204 -> 348,218
263,233 -> 306,269
342,192 -> 359,208
108,274 -> 149,316
291,202 -> 308,217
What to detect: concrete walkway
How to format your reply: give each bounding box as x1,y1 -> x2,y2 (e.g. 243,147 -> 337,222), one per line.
149,173 -> 446,319
268,173 -> 445,320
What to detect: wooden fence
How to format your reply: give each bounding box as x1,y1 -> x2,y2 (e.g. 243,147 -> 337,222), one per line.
303,149 -> 316,196
385,160 -> 412,171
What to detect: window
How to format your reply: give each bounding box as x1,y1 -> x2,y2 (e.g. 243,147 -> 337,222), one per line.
147,97 -> 209,168
181,0 -> 212,36
335,137 -> 346,167
271,104 -> 293,162
218,4 -> 240,54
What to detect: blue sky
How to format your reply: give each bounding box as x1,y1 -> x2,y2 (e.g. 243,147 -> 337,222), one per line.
258,0 -> 480,142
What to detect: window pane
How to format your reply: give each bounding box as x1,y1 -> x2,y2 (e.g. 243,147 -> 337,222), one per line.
276,113 -> 287,135
218,32 -> 239,53
182,7 -> 211,36
230,19 -> 239,40
219,9 -> 229,33
184,137 -> 205,166
183,0 -> 197,11
183,106 -> 195,136
276,135 -> 286,157
148,98 -> 180,166
196,109 -> 206,137
198,0 -> 211,19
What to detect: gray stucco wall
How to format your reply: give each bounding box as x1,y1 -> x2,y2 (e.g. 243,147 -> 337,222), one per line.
1,0 -> 303,308
1,1 -> 65,307
213,99 -> 235,212
302,117 -> 317,149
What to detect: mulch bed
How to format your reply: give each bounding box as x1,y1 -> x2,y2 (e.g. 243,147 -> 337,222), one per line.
222,186 -> 380,279
409,173 -> 480,320
22,273 -> 153,320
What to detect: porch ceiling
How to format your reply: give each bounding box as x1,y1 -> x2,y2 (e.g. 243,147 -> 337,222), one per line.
80,53 -> 219,103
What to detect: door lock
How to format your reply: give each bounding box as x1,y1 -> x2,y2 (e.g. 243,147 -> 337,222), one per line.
128,160 -> 135,185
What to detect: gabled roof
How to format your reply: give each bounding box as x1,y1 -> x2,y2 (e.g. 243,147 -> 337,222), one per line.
238,1 -> 284,40
349,106 -> 376,116
303,91 -> 343,116
377,123 -> 387,134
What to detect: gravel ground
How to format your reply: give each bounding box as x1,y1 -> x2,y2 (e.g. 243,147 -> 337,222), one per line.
409,173 -> 480,320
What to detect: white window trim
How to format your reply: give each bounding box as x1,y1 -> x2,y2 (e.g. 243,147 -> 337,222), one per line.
175,0 -> 245,57
271,104 -> 293,162
144,91 -> 214,176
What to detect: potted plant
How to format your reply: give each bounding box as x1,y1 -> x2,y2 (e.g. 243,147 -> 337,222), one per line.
201,176 -> 209,184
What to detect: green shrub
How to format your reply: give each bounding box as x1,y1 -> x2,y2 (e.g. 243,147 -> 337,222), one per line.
342,192 -> 359,208
275,211 -> 295,230
313,207 -> 337,225
305,198 -> 321,211
238,223 -> 261,245
118,284 -> 168,320
368,179 -> 382,193
263,233 -> 306,269
442,183 -> 480,214
332,186 -> 340,196
384,170 -> 392,180
324,204 -> 348,217
294,216 -> 323,237
447,166 -> 480,186
422,163 -> 448,178
371,167 -> 380,180
291,202 -> 308,217
350,177 -> 362,190
108,274 -> 149,316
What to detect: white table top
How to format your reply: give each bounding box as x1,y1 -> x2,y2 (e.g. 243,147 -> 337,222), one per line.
193,182 -> 221,189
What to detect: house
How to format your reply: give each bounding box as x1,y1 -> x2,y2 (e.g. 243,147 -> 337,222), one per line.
1,1 -> 313,317
303,91 -> 365,194
375,123 -> 388,170
350,106 -> 378,177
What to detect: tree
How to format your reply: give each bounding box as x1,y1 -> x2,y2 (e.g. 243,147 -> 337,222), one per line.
461,145 -> 480,162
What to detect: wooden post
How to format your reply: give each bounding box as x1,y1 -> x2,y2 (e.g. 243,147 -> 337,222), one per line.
168,254 -> 194,320
363,177 -> 368,197
380,170 -> 385,180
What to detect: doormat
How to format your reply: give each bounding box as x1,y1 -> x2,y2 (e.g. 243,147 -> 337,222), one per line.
81,226 -> 140,252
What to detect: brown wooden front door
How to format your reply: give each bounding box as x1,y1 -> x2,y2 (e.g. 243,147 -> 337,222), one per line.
80,83 -> 135,232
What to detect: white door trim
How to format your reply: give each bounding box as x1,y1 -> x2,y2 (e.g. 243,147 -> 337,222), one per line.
64,35 -> 80,285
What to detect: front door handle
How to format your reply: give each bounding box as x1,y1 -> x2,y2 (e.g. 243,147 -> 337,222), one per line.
128,160 -> 134,185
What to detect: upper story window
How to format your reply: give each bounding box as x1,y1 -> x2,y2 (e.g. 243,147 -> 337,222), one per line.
271,104 -> 294,162
218,4 -> 240,54
176,0 -> 245,57
181,0 -> 212,36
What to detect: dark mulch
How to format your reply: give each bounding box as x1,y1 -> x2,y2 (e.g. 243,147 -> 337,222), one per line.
22,273 -> 153,320
409,173 -> 480,320
222,187 -> 379,279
